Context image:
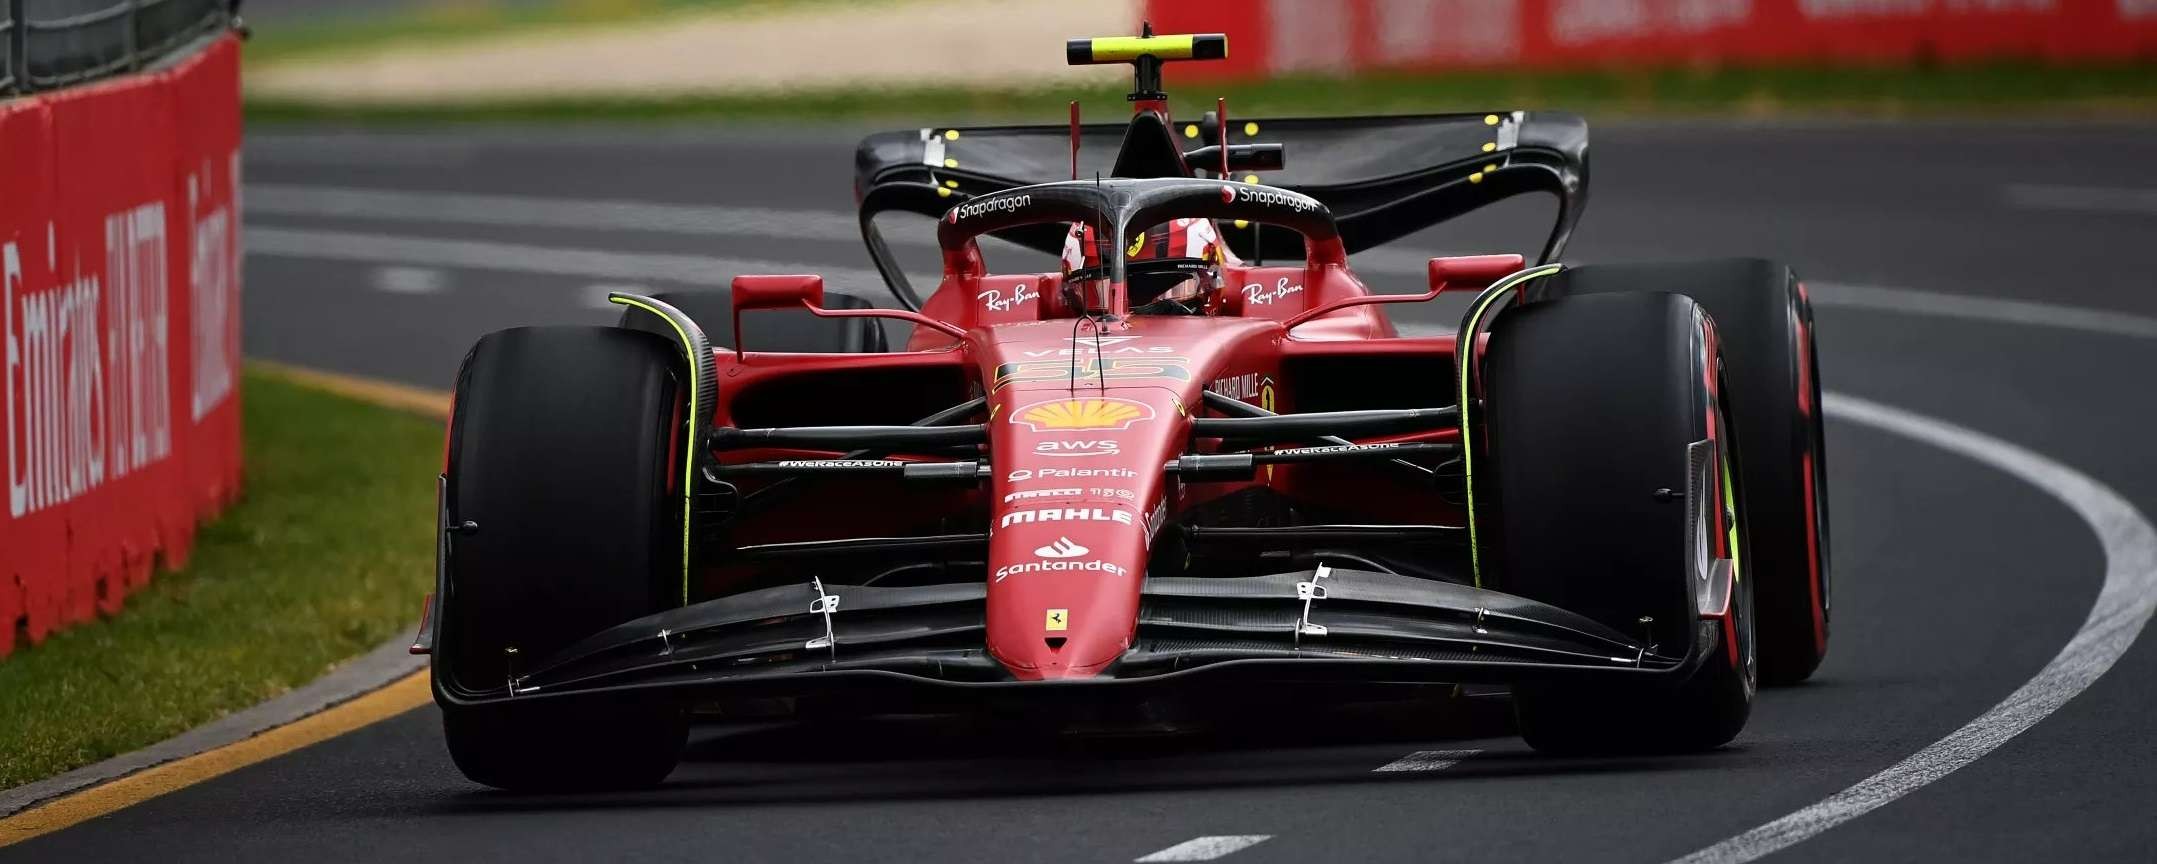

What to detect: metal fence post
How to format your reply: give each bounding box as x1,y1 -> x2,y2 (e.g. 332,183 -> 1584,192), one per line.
124,0 -> 140,72
6,0 -> 25,94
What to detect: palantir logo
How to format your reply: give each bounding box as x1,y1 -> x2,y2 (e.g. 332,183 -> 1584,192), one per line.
1034,537 -> 1088,559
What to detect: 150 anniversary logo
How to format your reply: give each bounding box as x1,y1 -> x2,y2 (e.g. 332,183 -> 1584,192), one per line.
992,357 -> 1190,390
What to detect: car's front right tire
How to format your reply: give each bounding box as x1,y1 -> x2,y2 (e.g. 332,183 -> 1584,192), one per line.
435,325 -> 690,791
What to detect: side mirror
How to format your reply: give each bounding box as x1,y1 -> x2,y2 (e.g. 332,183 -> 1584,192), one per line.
731,274 -> 825,312
730,275 -> 823,358
1182,143 -> 1286,173
1284,253 -> 1529,332
728,273 -> 966,360
1427,254 -> 1524,296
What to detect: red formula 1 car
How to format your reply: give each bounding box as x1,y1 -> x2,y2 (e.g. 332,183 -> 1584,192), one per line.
419,32 -> 1831,791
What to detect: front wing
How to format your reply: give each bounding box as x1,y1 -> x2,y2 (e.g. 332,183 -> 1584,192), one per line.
430,565 -> 1713,707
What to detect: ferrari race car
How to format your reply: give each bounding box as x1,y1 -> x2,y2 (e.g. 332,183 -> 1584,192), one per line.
417,31 -> 1832,791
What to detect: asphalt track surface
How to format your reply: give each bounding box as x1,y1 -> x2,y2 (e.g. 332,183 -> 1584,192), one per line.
13,119 -> 2157,862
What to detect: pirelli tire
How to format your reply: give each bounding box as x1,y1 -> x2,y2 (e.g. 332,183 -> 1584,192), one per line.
1551,259 -> 1830,685
1481,291 -> 1757,754
436,325 -> 690,792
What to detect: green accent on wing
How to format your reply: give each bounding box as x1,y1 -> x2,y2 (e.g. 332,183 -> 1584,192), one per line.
1454,263 -> 1564,588
609,295 -> 701,605
1722,436 -> 1742,584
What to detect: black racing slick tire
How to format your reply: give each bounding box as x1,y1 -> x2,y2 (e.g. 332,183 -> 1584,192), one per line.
617,288 -> 888,353
436,326 -> 689,791
1481,292 -> 1757,754
1551,259 -> 1830,684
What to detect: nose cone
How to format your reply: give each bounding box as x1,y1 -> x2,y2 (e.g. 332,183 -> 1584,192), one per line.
985,390 -> 1179,680
988,504 -> 1148,678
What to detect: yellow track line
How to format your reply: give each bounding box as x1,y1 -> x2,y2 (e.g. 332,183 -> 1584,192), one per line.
0,363 -> 455,849
0,671 -> 431,848
248,359 -> 453,419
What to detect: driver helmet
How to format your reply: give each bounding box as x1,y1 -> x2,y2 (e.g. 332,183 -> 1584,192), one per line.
1060,217 -> 1230,305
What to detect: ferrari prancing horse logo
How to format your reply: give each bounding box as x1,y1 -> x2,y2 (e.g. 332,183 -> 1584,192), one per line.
1046,609 -> 1069,631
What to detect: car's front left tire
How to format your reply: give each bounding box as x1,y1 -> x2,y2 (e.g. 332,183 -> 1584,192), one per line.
1550,259 -> 1830,684
1479,291 -> 1757,754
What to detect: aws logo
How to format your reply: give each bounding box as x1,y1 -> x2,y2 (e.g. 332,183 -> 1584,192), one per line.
1010,397 -> 1154,432
1034,439 -> 1117,458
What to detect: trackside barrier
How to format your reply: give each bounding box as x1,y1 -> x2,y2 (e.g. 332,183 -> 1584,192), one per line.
0,33 -> 242,657
1146,0 -> 2157,78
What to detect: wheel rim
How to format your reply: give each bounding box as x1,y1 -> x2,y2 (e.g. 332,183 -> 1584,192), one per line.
1794,280 -> 1831,641
1720,394 -> 1758,696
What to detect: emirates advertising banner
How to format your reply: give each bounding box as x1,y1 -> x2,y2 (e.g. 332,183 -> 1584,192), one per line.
0,36 -> 243,657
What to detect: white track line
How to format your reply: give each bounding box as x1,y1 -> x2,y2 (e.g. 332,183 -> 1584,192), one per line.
255,186 -> 2157,343
1373,749 -> 1481,772
1398,283 -> 2157,343
249,184 -> 862,242
1807,282 -> 2157,342
2003,183 -> 2157,216
246,226 -> 893,299
1668,392 -> 2157,864
1135,835 -> 1274,862
369,265 -> 447,295
245,139 -> 477,167
242,180 -> 1424,276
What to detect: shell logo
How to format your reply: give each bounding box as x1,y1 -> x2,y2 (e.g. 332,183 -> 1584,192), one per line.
1011,398 -> 1155,432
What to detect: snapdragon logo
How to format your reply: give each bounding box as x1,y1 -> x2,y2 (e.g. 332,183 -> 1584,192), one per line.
1224,184 -> 1320,213
954,193 -> 1032,221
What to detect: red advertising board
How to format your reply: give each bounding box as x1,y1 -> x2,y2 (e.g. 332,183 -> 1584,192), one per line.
0,95 -> 57,654
1147,0 -> 2157,78
0,36 -> 243,657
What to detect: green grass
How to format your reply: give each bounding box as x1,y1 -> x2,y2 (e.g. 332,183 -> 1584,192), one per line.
243,61 -> 2157,125
0,370 -> 441,790
246,0 -> 859,64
